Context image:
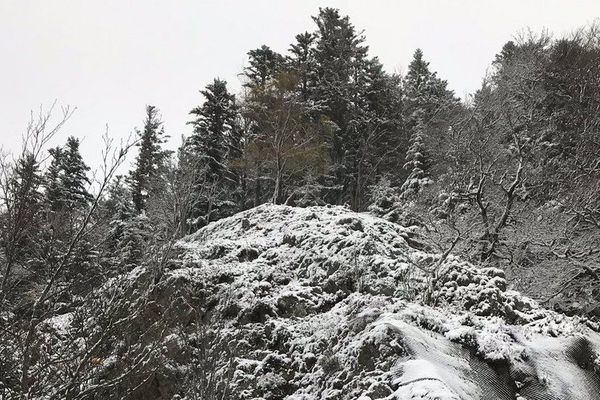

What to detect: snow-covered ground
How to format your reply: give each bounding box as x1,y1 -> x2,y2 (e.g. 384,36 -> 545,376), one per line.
42,204 -> 600,399
172,204 -> 600,399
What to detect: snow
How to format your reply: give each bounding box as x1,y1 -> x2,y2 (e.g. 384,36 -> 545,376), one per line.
172,204 -> 600,399
36,203 -> 600,399
43,312 -> 73,336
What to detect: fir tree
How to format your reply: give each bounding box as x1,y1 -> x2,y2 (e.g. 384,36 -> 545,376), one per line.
312,7 -> 368,154
129,105 -> 169,213
185,79 -> 237,181
60,136 -> 92,210
179,79 -> 240,228
288,32 -> 317,101
400,111 -> 432,198
403,48 -> 456,126
115,213 -> 151,272
311,8 -> 370,206
243,45 -> 285,90
45,147 -> 66,212
1,153 -> 45,285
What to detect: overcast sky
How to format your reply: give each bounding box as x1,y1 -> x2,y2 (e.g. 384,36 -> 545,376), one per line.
1,0 -> 599,171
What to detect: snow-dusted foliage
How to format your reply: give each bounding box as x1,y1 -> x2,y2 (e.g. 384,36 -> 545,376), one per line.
172,205 -> 600,399
5,204 -> 599,399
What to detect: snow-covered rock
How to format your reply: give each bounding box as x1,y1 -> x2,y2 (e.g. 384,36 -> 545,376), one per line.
37,204 -> 600,399
159,204 -> 600,399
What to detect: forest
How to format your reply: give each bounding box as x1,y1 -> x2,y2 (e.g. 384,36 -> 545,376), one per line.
1,7 -> 600,399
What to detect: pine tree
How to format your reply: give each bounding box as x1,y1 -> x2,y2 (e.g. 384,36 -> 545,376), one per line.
0,153 -> 45,287
312,7 -> 368,157
185,79 -> 237,181
403,48 -> 456,127
45,147 -> 66,212
288,32 -> 316,101
311,8 -> 370,206
243,45 -> 285,90
60,136 -> 93,210
129,105 -> 169,213
401,111 -> 432,198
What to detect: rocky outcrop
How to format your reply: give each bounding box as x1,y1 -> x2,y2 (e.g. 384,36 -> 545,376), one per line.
40,205 -> 600,399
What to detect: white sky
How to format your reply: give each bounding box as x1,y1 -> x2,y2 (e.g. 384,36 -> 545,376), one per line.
1,0 -> 599,171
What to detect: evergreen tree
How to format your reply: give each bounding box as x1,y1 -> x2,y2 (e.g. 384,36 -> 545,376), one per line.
347,57 -> 404,209
60,136 -> 93,210
100,176 -> 151,272
402,49 -> 458,190
180,79 -> 240,227
129,105 -> 169,213
403,48 -> 456,126
243,45 -> 285,90
288,32 -> 317,101
115,213 -> 152,272
39,137 -> 94,288
103,175 -> 137,244
0,153 -> 45,284
400,111 -> 432,198
45,147 -> 66,212
311,8 -> 370,206
312,8 -> 368,162
185,79 -> 237,181
5,153 -> 44,249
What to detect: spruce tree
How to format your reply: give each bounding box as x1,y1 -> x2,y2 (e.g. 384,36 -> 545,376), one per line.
243,45 -> 285,90
44,147 -> 65,212
129,105 -> 168,213
185,78 -> 237,181
401,111 -> 432,198
60,136 -> 93,210
288,32 -> 316,101
179,79 -> 240,228
41,137 -> 93,288
43,136 -> 92,234
1,154 -> 45,286
311,8 -> 370,206
403,48 -> 456,126
312,7 -> 368,158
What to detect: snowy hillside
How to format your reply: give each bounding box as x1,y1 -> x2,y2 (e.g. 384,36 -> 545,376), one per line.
167,204 -> 600,399
34,204 -> 600,399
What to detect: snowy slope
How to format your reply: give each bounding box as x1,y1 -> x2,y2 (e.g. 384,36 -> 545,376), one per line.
169,204 -> 600,399
39,204 -> 600,399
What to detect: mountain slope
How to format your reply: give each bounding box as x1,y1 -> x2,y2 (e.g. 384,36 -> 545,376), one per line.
169,204 -> 600,399
31,204 -> 600,399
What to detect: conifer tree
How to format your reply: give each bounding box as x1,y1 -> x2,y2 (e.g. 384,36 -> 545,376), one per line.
403,48 -> 456,126
401,111 -> 432,198
129,105 -> 168,213
312,7 -> 368,160
60,136 -> 93,210
43,136 -> 92,237
40,137 -> 93,288
0,153 -> 45,288
243,45 -> 285,90
185,79 -> 237,181
45,147 -> 65,212
288,32 -> 317,101
179,79 -> 240,227
115,213 -> 151,272
311,8 -> 370,206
